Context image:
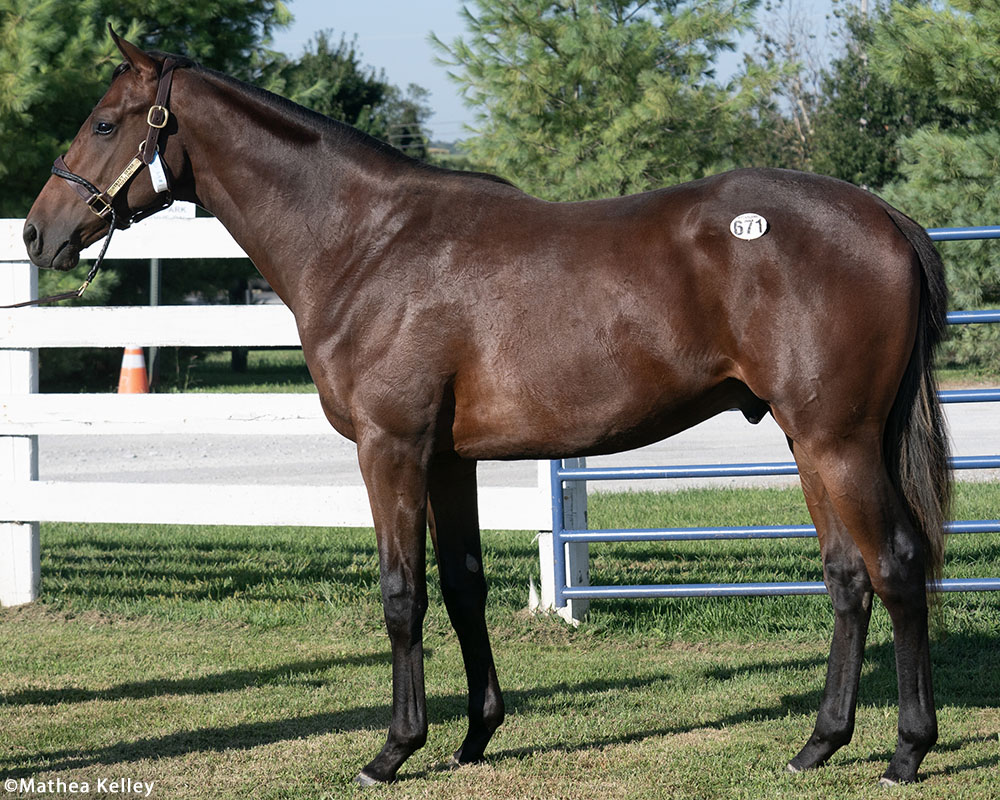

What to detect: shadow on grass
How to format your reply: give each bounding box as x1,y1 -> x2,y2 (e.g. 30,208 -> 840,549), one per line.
3,634 -> 998,782
0,652 -> 392,707
41,536 -> 382,603
823,734 -> 1000,781
38,533 -> 538,605
703,632 -> 1000,709
0,672 -> 671,778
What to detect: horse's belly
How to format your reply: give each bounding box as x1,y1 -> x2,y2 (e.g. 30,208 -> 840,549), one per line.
450,374 -> 755,461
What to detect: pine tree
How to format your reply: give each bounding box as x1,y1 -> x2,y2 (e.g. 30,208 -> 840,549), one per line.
871,0 -> 1000,366
809,5 -> 957,189
0,0 -> 290,217
433,0 -> 772,201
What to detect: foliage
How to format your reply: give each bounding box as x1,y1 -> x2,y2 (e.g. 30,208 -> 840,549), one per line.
738,0 -> 954,185
433,0 -> 776,200
809,3 -> 958,188
871,0 -> 1000,365
4,4 -> 431,390
256,31 -> 431,160
737,0 -> 827,172
382,83 -> 432,161
0,0 -> 290,217
258,31 -> 393,136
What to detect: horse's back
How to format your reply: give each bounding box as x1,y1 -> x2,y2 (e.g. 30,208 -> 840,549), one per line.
445,168 -> 923,459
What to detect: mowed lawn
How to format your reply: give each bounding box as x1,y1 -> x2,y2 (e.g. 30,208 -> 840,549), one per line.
1,485 -> 998,800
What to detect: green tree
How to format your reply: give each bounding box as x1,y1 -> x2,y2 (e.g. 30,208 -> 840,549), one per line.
0,0 -> 290,217
1,0 -> 289,390
382,83 -> 431,161
809,3 -> 957,189
433,0 -> 773,200
737,0 -> 828,172
871,0 -> 999,366
257,31 -> 390,132
256,31 -> 430,158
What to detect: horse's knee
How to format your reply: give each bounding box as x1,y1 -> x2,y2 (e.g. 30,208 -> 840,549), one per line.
823,550 -> 872,615
438,554 -> 488,619
440,552 -> 487,593
382,587 -> 428,641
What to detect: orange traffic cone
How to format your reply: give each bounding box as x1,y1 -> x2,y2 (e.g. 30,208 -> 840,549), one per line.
117,346 -> 149,393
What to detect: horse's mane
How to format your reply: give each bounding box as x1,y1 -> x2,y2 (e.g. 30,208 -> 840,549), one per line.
138,51 -> 516,189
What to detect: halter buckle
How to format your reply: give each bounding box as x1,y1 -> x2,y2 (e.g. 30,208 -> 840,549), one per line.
86,193 -> 113,218
147,105 -> 169,128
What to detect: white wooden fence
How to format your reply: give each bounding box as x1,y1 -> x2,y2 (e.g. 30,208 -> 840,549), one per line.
0,217 -> 555,607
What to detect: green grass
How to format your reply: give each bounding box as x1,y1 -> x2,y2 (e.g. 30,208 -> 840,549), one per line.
157,348 -> 315,394
1,485 -> 998,799
937,362 -> 1000,386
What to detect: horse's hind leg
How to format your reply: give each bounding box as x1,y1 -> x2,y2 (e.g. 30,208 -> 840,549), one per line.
787,440 -> 874,773
793,433 -> 937,784
427,452 -> 505,766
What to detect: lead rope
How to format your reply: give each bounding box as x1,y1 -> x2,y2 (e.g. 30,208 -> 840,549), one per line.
2,199 -> 116,309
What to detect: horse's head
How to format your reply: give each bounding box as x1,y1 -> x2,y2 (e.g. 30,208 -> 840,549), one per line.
23,28 -> 184,270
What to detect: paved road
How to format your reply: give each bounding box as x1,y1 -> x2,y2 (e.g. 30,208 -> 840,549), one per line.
38,403 -> 999,492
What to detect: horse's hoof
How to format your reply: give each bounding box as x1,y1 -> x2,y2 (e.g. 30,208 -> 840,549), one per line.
785,762 -> 802,774
446,755 -> 463,771
354,771 -> 382,788
878,776 -> 900,788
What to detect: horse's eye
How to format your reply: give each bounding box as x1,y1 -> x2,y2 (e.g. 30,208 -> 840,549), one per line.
94,121 -> 116,136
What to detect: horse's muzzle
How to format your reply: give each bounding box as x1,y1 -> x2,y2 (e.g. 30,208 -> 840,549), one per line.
22,220 -> 82,271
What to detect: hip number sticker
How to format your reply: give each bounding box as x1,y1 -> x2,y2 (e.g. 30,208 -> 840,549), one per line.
730,212 -> 768,240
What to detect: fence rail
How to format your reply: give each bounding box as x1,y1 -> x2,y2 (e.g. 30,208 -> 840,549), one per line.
0,217 -> 550,606
2,218 -> 999,621
549,227 -> 1000,616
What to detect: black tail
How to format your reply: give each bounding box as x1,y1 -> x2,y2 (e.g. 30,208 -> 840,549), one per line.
883,206 -> 951,590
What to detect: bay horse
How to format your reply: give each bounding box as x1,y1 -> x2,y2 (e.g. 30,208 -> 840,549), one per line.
22,31 -> 951,787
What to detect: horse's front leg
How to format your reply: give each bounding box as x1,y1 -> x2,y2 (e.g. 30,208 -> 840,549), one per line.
354,431 -> 432,786
427,452 -> 505,766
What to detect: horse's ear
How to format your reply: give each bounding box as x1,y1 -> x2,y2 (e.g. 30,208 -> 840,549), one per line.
108,24 -> 157,79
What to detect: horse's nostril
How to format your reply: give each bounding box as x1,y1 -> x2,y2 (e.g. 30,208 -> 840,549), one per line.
22,222 -> 38,251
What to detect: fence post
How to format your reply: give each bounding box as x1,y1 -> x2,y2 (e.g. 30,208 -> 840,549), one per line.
538,457 -> 590,625
0,260 -> 40,606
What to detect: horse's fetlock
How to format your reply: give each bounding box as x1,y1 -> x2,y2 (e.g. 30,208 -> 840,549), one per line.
482,693 -> 505,733
815,718 -> 854,750
394,727 -> 427,754
899,715 -> 937,750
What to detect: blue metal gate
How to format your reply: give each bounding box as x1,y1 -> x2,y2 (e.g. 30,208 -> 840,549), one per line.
548,226 -> 1000,607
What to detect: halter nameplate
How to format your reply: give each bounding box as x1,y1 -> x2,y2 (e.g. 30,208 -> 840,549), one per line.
106,155 -> 145,200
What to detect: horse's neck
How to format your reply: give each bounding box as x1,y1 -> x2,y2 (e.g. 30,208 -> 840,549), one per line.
176,69 -> 416,307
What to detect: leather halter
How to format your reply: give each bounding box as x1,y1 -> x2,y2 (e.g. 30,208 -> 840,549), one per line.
52,58 -> 179,227
6,59 -> 180,309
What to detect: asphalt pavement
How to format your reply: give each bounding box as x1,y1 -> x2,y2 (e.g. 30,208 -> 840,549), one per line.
38,402 -> 999,493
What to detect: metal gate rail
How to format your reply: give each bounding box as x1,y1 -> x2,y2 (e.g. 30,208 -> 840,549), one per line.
549,226 -> 1000,607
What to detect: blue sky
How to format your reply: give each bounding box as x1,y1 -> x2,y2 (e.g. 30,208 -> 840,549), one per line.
271,0 -> 841,142
271,1 -> 476,141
